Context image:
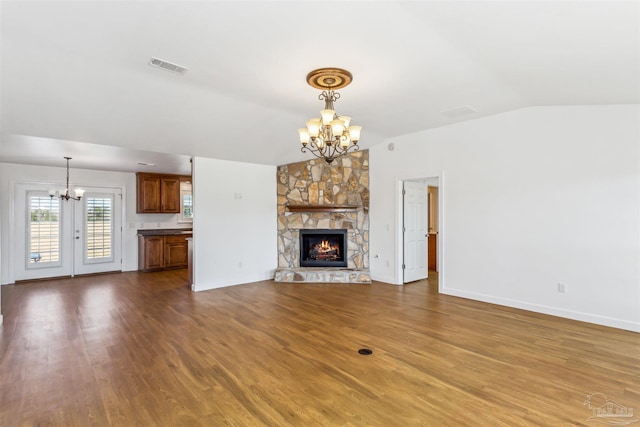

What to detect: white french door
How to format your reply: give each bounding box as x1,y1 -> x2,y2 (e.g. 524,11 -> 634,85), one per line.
73,189 -> 122,275
13,183 -> 122,281
403,181 -> 428,283
14,185 -> 71,280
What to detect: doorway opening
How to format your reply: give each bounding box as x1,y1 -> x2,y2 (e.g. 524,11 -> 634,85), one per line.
398,175 -> 442,287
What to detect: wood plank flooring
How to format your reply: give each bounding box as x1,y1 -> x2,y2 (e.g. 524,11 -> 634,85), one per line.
1,271 -> 638,426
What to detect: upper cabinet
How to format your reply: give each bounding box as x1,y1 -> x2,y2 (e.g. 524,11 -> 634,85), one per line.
136,173 -> 190,213
159,177 -> 180,212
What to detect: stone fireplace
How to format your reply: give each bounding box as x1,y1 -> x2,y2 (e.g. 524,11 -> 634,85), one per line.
274,150 -> 370,283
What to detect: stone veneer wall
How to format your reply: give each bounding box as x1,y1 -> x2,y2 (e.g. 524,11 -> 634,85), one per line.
277,150 -> 369,270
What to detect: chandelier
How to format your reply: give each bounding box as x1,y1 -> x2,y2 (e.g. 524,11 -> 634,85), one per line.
49,157 -> 85,201
298,68 -> 362,164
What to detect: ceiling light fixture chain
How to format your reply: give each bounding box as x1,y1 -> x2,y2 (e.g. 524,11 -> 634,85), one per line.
298,68 -> 362,164
49,157 -> 85,201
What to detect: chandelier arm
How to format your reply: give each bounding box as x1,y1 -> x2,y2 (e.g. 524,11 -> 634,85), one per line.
301,141 -> 360,164
301,146 -> 326,160
331,143 -> 339,159
301,137 -> 359,164
335,143 -> 359,157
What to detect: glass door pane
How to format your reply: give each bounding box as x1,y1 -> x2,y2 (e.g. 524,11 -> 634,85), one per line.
85,195 -> 113,263
27,192 -> 61,268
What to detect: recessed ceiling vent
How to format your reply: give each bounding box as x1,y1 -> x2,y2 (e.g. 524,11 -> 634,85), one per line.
441,105 -> 478,118
148,57 -> 189,75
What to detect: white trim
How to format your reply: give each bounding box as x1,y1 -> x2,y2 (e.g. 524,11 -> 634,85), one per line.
8,179 -> 16,284
119,187 -> 127,272
441,287 -> 640,333
395,179 -> 403,284
437,172 -> 445,294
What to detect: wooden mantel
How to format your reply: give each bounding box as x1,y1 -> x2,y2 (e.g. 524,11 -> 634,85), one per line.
286,205 -> 359,213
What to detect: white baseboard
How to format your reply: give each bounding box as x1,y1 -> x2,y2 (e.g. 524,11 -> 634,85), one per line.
441,287 -> 640,333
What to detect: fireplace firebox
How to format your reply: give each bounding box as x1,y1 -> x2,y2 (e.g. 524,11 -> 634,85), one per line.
299,229 -> 348,268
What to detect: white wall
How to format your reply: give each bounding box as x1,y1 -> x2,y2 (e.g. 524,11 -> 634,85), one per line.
370,105 -> 640,332
0,163 -> 191,284
0,164 -> 2,323
192,157 -> 277,291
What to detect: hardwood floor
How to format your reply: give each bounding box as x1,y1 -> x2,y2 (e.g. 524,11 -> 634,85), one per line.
1,271 -> 638,426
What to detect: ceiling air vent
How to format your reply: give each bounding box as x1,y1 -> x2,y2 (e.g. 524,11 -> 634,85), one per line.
441,105 -> 477,118
148,57 -> 189,75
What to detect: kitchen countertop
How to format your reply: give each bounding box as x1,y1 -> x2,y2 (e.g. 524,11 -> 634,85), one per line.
137,228 -> 192,236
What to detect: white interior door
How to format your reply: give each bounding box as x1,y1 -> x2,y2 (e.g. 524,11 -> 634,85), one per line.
73,188 -> 122,275
403,181 -> 428,283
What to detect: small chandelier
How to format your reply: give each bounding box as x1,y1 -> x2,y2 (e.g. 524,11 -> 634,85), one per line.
298,68 -> 362,164
49,157 -> 85,201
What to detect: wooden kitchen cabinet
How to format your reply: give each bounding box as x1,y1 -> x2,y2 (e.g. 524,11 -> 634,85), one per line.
160,178 -> 180,212
136,173 -> 186,213
164,235 -> 189,268
141,236 -> 164,270
137,174 -> 161,213
138,233 -> 192,271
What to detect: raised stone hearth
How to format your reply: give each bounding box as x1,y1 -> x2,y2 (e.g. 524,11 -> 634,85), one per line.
275,151 -> 369,283
274,268 -> 371,284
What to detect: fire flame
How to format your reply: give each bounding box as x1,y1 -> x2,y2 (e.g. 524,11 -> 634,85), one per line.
313,239 -> 340,257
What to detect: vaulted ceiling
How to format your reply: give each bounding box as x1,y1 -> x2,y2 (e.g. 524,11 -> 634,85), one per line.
1,1 -> 638,173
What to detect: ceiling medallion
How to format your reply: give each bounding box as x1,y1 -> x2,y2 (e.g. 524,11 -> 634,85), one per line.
298,68 -> 362,164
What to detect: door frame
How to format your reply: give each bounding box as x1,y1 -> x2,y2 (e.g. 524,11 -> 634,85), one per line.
8,179 -> 126,283
395,172 -> 445,290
